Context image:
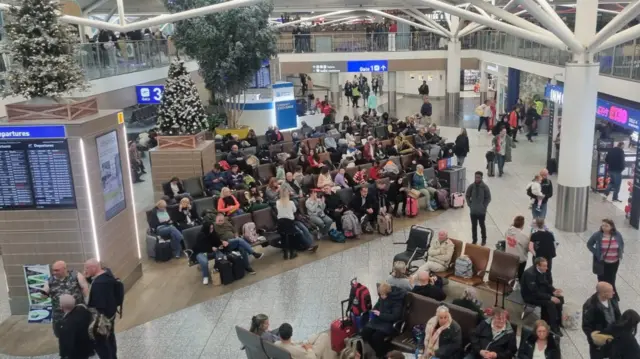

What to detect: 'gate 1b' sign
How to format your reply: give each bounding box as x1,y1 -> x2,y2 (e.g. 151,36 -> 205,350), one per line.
311,62 -> 346,73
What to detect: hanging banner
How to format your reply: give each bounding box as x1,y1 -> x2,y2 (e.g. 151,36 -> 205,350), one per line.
23,264 -> 53,323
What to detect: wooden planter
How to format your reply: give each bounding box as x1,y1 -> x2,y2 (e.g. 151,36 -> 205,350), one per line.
157,131 -> 207,149
6,97 -> 98,122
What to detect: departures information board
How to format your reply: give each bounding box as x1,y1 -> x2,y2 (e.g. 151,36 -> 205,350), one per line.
0,139 -> 76,210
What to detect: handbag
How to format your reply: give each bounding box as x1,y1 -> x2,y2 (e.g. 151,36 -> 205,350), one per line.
592,237 -> 613,275
408,189 -> 421,199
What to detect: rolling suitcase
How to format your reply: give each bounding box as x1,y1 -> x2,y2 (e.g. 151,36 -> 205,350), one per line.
154,239 -> 172,262
377,213 -> 393,235
437,167 -> 466,194
146,233 -> 158,259
227,252 -> 245,280
330,299 -> 357,353
486,151 -> 496,177
406,197 -> 418,217
214,257 -> 235,285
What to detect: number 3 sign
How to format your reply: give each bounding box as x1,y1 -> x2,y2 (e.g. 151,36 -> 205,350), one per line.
136,85 -> 165,105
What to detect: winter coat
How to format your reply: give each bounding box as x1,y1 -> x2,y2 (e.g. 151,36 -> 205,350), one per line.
424,317 -> 463,359
426,239 -> 455,268
505,226 -> 530,263
582,293 -> 621,347
412,172 -> 428,190
366,287 -> 406,334
203,170 -> 225,192
468,319 -> 517,359
602,324 -> 640,359
305,197 -> 326,218
465,182 -> 491,215
454,135 -> 470,157
517,329 -> 561,359
56,305 -> 95,359
414,134 -> 428,150
521,266 -> 555,303
586,231 -> 624,262
368,94 -> 377,109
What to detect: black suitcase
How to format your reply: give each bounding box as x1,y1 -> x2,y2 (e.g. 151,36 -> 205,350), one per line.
228,252 -> 246,280
215,258 -> 234,285
487,160 -> 495,177
546,158 -> 558,175
154,241 -> 172,262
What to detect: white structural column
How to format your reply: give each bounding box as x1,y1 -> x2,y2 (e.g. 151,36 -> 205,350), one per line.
446,40 -> 462,119
555,0 -> 599,232
330,72 -> 340,107
479,60 -> 487,104
387,72 -> 397,115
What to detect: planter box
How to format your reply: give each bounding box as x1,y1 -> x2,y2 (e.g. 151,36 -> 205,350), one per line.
157,130 -> 206,149
6,97 -> 98,122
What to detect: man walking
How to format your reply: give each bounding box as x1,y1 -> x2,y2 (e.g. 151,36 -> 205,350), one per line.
420,96 -> 432,123
43,261 -> 89,338
465,171 -> 491,246
85,259 -> 119,359
604,142 -> 625,202
56,294 -> 95,359
477,100 -> 492,132
539,169 -> 553,219
582,282 -> 621,359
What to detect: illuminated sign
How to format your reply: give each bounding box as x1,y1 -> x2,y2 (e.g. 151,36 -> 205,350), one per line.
0,125 -> 66,139
136,85 -> 164,104
346,60 -> 389,72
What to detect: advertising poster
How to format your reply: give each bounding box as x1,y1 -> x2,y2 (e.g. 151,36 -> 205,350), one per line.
630,144 -> 640,229
23,264 -> 52,323
96,131 -> 126,221
275,100 -> 298,131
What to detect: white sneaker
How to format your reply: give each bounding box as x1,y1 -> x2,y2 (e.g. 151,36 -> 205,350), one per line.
203,277 -> 209,285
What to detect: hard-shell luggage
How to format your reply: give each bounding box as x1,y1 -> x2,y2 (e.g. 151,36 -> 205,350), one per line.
146,233 -> 158,259
438,167 -> 466,194
227,252 -> 245,280
331,299 -> 357,353
451,193 -> 465,208
406,197 -> 418,217
154,239 -> 172,262
487,160 -> 496,177
377,213 -> 393,235
214,258 -> 234,285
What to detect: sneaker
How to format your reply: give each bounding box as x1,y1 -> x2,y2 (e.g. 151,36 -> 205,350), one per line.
481,241 -> 487,246
246,267 -> 257,275
202,277 -> 209,285
427,207 -> 435,212
308,244 -> 319,253
613,199 -> 622,203
253,252 -> 264,259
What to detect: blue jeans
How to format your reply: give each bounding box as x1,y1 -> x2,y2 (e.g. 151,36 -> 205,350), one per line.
195,252 -> 219,278
157,224 -> 184,257
225,238 -> 255,268
532,201 -> 548,219
606,171 -> 622,200
495,154 -> 505,175
294,221 -> 313,248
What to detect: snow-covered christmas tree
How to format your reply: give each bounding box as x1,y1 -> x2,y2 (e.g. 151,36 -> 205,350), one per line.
156,60 -> 208,135
3,0 -> 86,99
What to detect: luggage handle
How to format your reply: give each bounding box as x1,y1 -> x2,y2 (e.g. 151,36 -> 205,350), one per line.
340,299 -> 353,328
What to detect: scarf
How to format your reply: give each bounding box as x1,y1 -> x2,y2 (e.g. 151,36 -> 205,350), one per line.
425,315 -> 452,358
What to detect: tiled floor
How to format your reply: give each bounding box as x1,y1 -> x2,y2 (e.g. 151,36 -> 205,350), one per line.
0,96 -> 638,358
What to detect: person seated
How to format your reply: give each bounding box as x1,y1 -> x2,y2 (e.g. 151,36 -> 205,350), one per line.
246,129 -> 258,147
276,161 -> 286,183
203,164 -> 226,195
175,197 -> 200,230
361,282 -> 406,358
275,323 -> 334,359
223,133 -> 239,152
227,144 -> 249,172
224,164 -> 245,190
323,135 -> 338,153
149,200 -> 184,258
412,165 -> 437,212
412,149 -> 432,171
282,172 -> 304,200
387,261 -> 413,291
244,184 -> 270,212
265,178 -> 280,206
212,213 -> 263,272
271,126 -> 284,143
345,142 -> 360,158
425,125 -> 443,145
414,128 -> 428,150
217,187 -> 244,217
387,173 -> 407,217
368,161 -> 382,182
394,134 -> 415,155
452,288 -> 485,323
345,131 -> 357,145
293,166 -> 305,184
249,314 -> 280,343
421,305 -> 463,359
334,167 -> 349,189
412,270 -> 446,301
521,257 -> 564,335
352,169 -> 368,187
350,185 -> 377,230
162,177 -> 190,204
322,185 -> 345,230
528,218 -> 557,275
363,136 -> 376,162
373,139 -> 387,161
192,221 -> 222,285
305,190 -> 334,236
517,320 -> 561,359
300,121 -> 314,138
465,307 -> 517,359
419,230 -> 454,273
308,149 -> 323,173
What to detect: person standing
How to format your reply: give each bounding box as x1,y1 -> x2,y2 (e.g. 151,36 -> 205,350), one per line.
477,100 -> 492,132
351,82 -> 361,108
525,105 -> 541,142
508,105 -> 519,142
371,77 -> 379,95
344,80 -> 352,107
420,96 -> 432,123
84,259 -> 119,359
418,80 -> 429,96
539,169 -> 553,219
529,218 -> 557,275
465,171 -> 491,246
454,128 -> 470,166
505,216 -> 530,283
582,282 -> 621,359
492,128 -> 509,177
56,294 -> 95,359
604,142 -> 626,202
601,309 -> 640,359
43,261 -> 89,338
587,219 -> 624,301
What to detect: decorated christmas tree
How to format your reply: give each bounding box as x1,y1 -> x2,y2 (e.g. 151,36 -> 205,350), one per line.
156,60 -> 208,135
3,0 -> 86,99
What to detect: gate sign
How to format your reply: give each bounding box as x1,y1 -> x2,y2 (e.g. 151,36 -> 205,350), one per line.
346,60 -> 389,73
136,85 -> 164,105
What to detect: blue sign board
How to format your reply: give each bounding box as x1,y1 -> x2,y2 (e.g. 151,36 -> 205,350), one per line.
136,85 -> 165,104
275,100 -> 298,131
347,60 -> 389,73
545,84 -> 639,132
0,125 -> 66,140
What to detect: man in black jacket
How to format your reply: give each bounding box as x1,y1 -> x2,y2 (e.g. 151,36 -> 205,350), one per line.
350,185 -> 378,230
465,308 -> 517,359
420,96 -> 432,120
604,142 -> 626,202
539,169 -> 553,219
84,259 -> 119,359
411,270 -> 445,301
56,294 -> 95,359
521,257 -> 564,335
582,282 -> 621,359
323,185 -> 345,231
418,81 -> 429,96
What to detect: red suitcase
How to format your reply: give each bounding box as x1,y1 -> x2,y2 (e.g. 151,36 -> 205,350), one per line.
330,299 -> 356,353
406,197 -> 418,217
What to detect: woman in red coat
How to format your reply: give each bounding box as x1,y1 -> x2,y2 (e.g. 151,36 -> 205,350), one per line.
508,105 -> 519,142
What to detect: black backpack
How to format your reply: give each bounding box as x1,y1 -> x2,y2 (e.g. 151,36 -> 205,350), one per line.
114,278 -> 125,318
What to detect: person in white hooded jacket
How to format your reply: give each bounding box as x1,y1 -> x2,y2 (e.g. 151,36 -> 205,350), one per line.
505,215 -> 530,282
419,230 -> 454,273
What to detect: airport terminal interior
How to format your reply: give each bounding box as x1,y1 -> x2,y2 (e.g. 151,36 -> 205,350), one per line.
0,0 -> 639,358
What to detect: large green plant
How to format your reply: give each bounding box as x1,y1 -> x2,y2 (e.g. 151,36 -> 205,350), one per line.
165,0 -> 277,127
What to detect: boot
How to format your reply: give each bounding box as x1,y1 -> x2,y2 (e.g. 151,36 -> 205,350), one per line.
289,249 -> 298,259
282,236 -> 290,260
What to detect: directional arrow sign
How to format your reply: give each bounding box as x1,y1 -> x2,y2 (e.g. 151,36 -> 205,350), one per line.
347,60 -> 389,72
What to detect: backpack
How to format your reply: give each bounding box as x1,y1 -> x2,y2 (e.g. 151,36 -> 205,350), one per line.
242,222 -> 259,243
436,189 -> 449,209
324,136 -> 337,149
328,228 -> 346,243
243,174 -> 257,186
341,210 -> 361,238
454,255 -> 473,278
348,280 -> 372,317
83,305 -> 113,340
475,105 -> 484,116
246,155 -> 259,167
219,160 -> 230,171
114,278 -> 125,318
382,161 -> 399,175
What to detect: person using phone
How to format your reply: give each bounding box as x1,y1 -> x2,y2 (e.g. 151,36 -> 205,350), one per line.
43,261 -> 89,338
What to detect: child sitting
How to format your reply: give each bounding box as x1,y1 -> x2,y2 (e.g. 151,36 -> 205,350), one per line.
526,174 -> 544,211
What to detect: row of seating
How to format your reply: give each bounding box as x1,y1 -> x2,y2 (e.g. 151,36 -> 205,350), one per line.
236,326 -> 292,359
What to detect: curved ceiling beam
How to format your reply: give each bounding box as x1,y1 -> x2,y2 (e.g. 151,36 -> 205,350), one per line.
272,10 -> 353,28
588,1 -> 640,51
517,0 -> 584,52
402,8 -> 453,37
367,9 -> 449,38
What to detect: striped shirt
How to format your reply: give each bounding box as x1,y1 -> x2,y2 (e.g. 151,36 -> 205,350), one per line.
601,235 -> 619,263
